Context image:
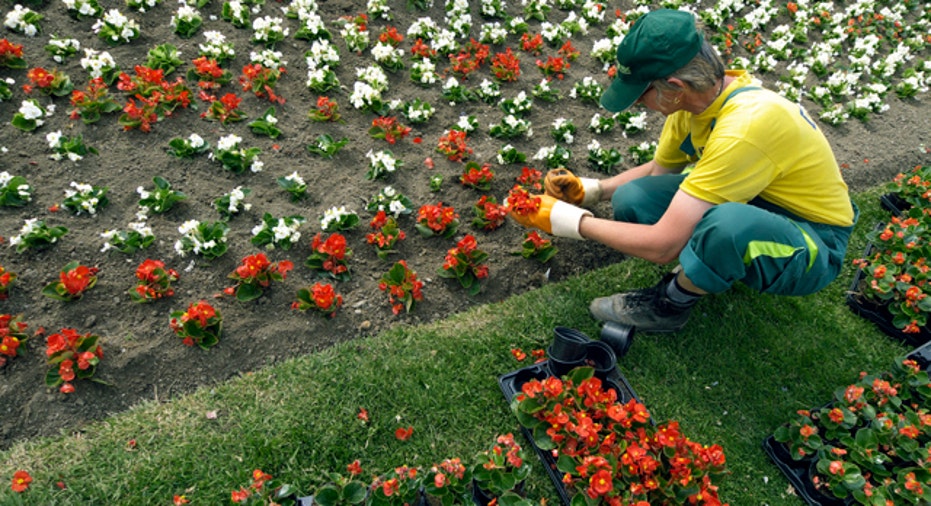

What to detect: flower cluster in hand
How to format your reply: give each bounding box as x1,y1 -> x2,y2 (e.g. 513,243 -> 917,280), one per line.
293,282 -> 344,318
519,231 -> 558,263
129,259 -> 179,303
226,253 -> 293,302
42,261 -> 99,301
0,314 -> 29,368
439,234 -> 489,296
773,358 -> 931,503
306,233 -> 352,282
380,260 -> 424,315
515,367 -> 729,505
472,195 -> 508,231
851,211 -> 931,334
170,300 -> 222,349
367,211 -> 406,260
416,202 -> 460,239
45,328 -> 105,394
507,186 -> 542,217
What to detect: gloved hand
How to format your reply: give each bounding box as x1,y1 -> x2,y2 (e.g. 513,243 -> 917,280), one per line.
544,168 -> 602,208
509,194 -> 592,240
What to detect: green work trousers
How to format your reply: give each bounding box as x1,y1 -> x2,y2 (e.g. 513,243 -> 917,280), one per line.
611,173 -> 857,295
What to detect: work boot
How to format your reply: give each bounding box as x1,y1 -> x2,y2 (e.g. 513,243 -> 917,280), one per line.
589,273 -> 693,332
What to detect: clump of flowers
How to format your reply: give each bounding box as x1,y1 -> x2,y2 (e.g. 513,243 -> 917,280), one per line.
0,264 -> 16,300
459,162 -> 495,191
212,134 -> 263,174
886,165 -> 931,210
137,176 -> 186,215
489,114 -> 532,140
536,56 -> 570,79
101,221 -> 155,254
320,206 -> 360,233
8,219 -> 68,253
309,96 -> 341,122
497,145 -> 527,165
129,259 -> 179,303
23,67 -> 72,97
308,134 -> 350,159
93,9 -> 140,45
0,38 -> 26,69
587,139 -> 623,173
11,98 -> 54,132
533,145 -> 572,169
369,116 -> 412,144
615,110 -> 648,137
439,235 -> 489,296
570,76 -> 604,104
145,43 -> 183,74
174,220 -> 229,259
188,56 -> 231,92
379,260 -> 424,315
79,48 -> 120,84
336,13 -> 370,53
168,133 -> 210,158
0,314 -> 28,367
46,131 -> 97,162
517,231 -> 558,263
69,77 -> 120,124
230,469 -> 294,504
416,202 -> 459,238
45,328 -> 105,394
225,253 -> 293,302
0,171 -> 33,207
171,3 -> 203,38
550,117 -> 576,144
248,107 -> 281,139
277,171 -> 307,201
491,48 -> 521,82
116,65 -> 192,132
628,141 -> 657,165
292,282 -> 343,318
250,213 -> 305,251
202,93 -> 246,125
198,31 -> 236,66
472,195 -> 508,231
437,129 -> 473,162
409,57 -> 439,87
366,149 -> 402,180
471,433 -> 533,502
367,186 -> 414,217
61,181 -> 108,216
240,61 -> 286,104
42,261 -> 99,302
367,211 -> 406,260
306,232 -> 352,281
214,186 -> 252,221
170,300 -> 222,349
4,5 -> 43,37
220,0 -> 249,27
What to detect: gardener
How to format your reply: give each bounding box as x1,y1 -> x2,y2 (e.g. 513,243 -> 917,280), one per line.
510,8 -> 857,332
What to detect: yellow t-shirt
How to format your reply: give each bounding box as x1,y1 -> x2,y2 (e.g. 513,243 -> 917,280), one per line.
654,70 -> 855,227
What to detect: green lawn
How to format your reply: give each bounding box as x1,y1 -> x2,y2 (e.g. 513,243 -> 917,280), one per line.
0,186 -> 914,505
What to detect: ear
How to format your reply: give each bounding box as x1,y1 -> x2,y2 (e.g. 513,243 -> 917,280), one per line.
665,77 -> 688,92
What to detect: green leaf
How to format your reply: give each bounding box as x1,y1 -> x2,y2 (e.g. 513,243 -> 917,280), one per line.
235,283 -> 263,302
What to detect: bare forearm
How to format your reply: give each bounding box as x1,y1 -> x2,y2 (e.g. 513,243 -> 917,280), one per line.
577,215 -> 682,264
595,160 -> 673,201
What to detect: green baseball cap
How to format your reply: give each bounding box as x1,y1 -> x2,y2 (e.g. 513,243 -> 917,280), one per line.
600,9 -> 703,112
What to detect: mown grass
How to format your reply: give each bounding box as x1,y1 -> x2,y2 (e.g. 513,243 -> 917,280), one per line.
0,186 -> 913,505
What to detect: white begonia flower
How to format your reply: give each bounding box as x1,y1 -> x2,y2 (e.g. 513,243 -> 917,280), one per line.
217,134 -> 242,152
46,131 -> 63,149
19,100 -> 44,120
178,220 -> 200,235
188,133 -> 205,148
250,159 -> 263,173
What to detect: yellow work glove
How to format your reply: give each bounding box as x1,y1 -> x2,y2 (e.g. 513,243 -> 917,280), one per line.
544,168 -> 603,208
509,194 -> 592,240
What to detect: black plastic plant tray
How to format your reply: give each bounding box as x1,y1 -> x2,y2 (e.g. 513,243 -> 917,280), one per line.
498,362 -> 642,506
761,435 -> 849,506
879,192 -> 909,216
906,339 -> 931,370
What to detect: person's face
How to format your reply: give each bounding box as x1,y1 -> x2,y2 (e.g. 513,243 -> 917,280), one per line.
635,82 -> 677,116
